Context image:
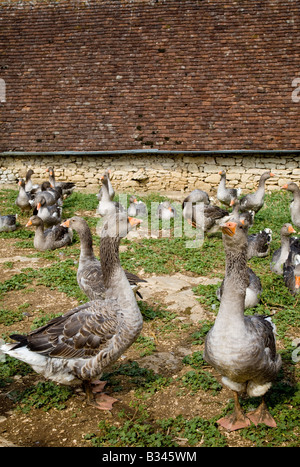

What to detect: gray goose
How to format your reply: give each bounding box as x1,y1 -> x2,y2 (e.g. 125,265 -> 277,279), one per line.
247,228 -> 272,260
35,195 -> 62,227
62,216 -> 146,299
0,213 -> 17,232
46,167 -> 75,197
97,168 -> 115,202
217,170 -> 241,206
1,212 -> 144,410
32,182 -> 63,208
230,198 -> 272,259
127,196 -> 148,218
156,201 -> 177,220
270,224 -> 298,275
25,169 -> 39,193
97,173 -> 125,217
15,179 -> 33,212
26,215 -> 73,251
282,182 -> 300,229
204,219 -> 281,431
283,239 -> 300,295
187,203 -> 229,233
239,171 -> 274,213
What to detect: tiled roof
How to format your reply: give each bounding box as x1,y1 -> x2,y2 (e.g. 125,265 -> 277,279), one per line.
0,0 -> 299,151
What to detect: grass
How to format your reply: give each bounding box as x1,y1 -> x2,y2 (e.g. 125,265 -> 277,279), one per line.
0,187 -> 299,447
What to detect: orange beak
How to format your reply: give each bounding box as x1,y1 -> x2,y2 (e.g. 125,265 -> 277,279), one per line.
230,199 -> 235,206
282,184 -> 288,189
221,221 -> 237,237
128,217 -> 142,227
218,170 -> 223,175
37,202 -> 41,210
270,172 -> 274,177
61,219 -> 70,228
288,225 -> 296,234
295,275 -> 300,289
25,219 -> 32,227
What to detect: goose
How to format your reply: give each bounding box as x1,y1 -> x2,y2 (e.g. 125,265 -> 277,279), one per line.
61,216 -> 146,300
204,219 -> 281,431
156,201 -> 177,220
239,171 -> 274,213
187,203 -> 230,233
127,196 -> 148,218
182,189 -> 210,207
282,182 -> 300,229
283,259 -> 300,296
217,170 -> 241,206
1,212 -> 144,410
0,213 -> 17,232
25,169 -> 39,193
229,198 -> 255,227
97,169 -> 115,201
15,179 -> 33,212
26,215 -> 73,251
33,182 -> 63,208
217,267 -> 262,309
182,189 -> 210,221
247,228 -> 272,260
46,167 -> 75,197
97,173 -> 125,217
229,199 -> 272,259
35,196 -> 62,227
270,224 -> 298,275
283,239 -> 300,295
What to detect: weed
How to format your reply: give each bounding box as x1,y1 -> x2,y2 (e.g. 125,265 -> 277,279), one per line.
178,370 -> 222,395
15,381 -> 73,413
0,355 -> 33,388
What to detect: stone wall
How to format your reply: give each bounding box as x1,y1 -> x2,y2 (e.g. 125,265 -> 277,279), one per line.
1,153 -> 299,196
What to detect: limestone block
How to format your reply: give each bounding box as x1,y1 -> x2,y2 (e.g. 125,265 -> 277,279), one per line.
215,157 -> 236,166
204,173 -> 221,184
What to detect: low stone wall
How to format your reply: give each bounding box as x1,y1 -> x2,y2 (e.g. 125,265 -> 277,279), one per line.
0,153 -> 299,196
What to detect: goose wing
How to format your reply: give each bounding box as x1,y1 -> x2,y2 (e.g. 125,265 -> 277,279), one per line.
78,263 -> 106,300
11,300 -> 120,359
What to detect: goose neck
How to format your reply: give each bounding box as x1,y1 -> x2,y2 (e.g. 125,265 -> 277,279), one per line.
100,235 -> 122,287
77,226 -> 95,260
217,247 -> 248,322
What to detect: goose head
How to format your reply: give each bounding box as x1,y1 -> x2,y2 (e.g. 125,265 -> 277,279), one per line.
36,196 -> 47,210
282,182 -> 300,193
261,171 -> 274,181
101,211 -> 142,240
220,219 -> 249,251
281,223 -> 296,237
26,215 -> 44,228
18,179 -> 26,189
294,263 -> 300,291
46,167 -> 54,177
62,216 -> 87,233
